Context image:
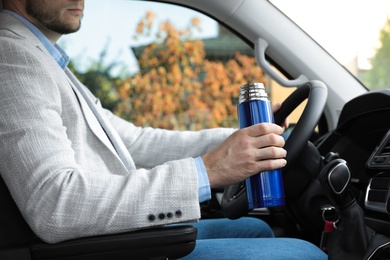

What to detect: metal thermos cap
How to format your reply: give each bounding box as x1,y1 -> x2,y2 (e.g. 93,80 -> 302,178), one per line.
239,83 -> 268,104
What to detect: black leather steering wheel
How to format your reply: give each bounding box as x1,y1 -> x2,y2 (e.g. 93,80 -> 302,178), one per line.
221,80 -> 328,219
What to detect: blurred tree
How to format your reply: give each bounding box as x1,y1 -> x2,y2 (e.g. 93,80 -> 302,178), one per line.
364,18 -> 390,90
68,43 -> 125,112
114,12 -> 267,130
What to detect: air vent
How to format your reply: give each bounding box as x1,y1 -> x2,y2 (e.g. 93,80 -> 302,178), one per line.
365,177 -> 390,214
367,130 -> 390,171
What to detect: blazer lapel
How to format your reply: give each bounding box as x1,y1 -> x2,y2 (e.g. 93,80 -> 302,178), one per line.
70,79 -> 118,154
65,69 -> 135,171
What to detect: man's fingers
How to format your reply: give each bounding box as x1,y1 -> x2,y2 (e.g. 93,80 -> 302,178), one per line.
254,146 -> 287,161
272,102 -> 282,113
272,102 -> 290,129
256,158 -> 287,171
244,123 -> 284,137
254,133 -> 285,149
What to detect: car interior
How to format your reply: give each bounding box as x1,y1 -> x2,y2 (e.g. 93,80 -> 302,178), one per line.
2,0 -> 390,259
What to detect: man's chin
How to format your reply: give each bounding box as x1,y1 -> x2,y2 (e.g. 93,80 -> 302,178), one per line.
48,22 -> 81,35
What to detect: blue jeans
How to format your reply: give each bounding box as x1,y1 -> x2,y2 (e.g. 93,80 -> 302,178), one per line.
181,217 -> 327,259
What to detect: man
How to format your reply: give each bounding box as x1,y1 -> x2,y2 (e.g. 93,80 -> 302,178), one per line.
0,0 -> 327,258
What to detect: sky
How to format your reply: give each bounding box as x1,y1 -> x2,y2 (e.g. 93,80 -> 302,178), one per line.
271,0 -> 390,66
58,0 -> 390,75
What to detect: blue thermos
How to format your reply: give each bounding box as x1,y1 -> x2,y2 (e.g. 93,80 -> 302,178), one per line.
237,82 -> 285,209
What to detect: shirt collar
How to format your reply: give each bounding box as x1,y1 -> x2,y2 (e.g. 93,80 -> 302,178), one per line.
3,10 -> 70,69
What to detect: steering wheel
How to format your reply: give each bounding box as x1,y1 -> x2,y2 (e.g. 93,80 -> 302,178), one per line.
221,80 -> 328,219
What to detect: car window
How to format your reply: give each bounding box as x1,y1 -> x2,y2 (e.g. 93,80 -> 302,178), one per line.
59,0 -> 303,130
270,0 -> 390,91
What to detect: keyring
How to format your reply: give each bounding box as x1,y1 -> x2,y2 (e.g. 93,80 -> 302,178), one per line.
321,206 -> 340,228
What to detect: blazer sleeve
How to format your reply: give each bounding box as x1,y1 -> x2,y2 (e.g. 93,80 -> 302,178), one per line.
104,109 -> 236,169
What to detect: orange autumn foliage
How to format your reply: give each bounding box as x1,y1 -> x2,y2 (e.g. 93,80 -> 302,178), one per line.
114,12 -> 267,130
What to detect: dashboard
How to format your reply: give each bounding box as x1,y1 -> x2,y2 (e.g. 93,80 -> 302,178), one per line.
315,89 -> 390,237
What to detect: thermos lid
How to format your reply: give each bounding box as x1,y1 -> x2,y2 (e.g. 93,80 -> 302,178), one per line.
239,82 -> 268,104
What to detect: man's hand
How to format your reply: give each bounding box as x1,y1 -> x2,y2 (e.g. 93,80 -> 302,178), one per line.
202,123 -> 287,188
272,102 -> 289,129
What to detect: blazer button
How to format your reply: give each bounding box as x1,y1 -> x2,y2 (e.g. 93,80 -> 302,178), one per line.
158,213 -> 165,220
167,212 -> 173,219
175,210 -> 182,218
148,214 -> 156,222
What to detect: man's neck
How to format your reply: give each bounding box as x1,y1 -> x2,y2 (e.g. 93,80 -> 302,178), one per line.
30,20 -> 62,44
3,10 -> 70,69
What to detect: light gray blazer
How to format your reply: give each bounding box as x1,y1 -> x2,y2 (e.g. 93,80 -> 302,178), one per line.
0,12 -> 233,243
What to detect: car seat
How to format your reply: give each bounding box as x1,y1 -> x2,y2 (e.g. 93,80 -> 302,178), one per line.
0,174 -> 197,260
